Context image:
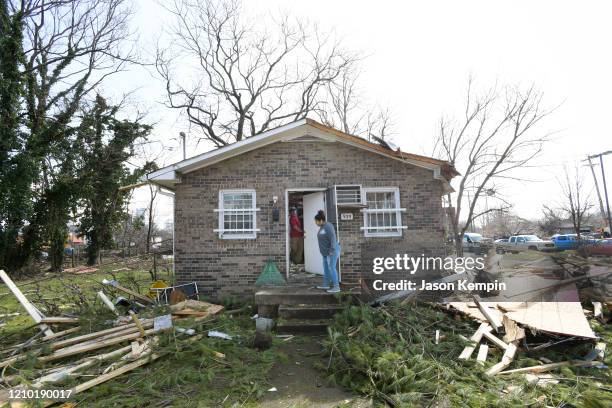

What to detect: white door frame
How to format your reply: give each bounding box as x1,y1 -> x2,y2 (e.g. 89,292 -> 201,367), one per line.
285,188 -> 331,280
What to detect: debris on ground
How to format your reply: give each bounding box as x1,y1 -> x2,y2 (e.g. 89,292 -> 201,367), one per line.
102,278 -> 155,305
322,251 -> 611,406
208,330 -> 233,340
442,252 -> 610,379
150,282 -> 199,304
0,269 -> 229,406
324,300 -> 610,407
169,299 -> 225,319
63,265 -> 99,275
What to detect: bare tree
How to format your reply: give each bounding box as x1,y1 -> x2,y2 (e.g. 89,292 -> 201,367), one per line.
433,77 -> 553,254
486,210 -> 533,238
14,0 -> 136,147
145,184 -> 158,254
558,165 -> 593,241
317,67 -> 395,140
539,205 -> 564,237
155,0 -> 357,147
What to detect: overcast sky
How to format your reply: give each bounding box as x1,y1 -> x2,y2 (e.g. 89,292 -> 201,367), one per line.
115,0 -> 611,228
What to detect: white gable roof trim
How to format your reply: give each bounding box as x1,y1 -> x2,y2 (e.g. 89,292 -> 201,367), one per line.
143,120 -> 453,193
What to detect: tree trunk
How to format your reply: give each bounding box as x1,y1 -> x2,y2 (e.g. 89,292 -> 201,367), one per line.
86,235 -> 99,266
454,235 -> 464,257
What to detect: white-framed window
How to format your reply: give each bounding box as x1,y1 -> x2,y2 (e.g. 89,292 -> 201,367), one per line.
214,189 -> 260,239
361,187 -> 406,237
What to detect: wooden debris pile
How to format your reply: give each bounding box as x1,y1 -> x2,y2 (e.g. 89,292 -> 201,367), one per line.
549,253 -> 612,302
448,294 -> 606,377
0,269 -> 225,406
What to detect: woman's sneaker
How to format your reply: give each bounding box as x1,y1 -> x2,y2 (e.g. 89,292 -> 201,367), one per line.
326,287 -> 341,293
316,285 -> 330,290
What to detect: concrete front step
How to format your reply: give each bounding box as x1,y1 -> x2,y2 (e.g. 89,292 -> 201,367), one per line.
276,319 -> 332,335
278,304 -> 345,320
254,287 -> 358,306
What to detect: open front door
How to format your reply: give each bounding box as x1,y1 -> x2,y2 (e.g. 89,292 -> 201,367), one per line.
303,192 -> 325,275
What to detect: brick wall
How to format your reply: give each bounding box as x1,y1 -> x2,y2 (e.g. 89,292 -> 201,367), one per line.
174,140 -> 446,300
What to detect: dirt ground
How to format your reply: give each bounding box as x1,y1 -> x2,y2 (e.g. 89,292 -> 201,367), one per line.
259,336 -> 368,408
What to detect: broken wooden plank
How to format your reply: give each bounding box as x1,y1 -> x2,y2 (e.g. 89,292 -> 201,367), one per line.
129,311 -> 146,337
0,350 -> 41,369
497,360 -> 601,375
1,352 -> 162,408
170,299 -> 225,316
41,326 -> 81,341
51,321 -> 154,351
473,295 -> 502,332
1,324 -> 151,369
485,343 -> 517,375
459,323 -> 492,360
171,309 -> 210,317
0,270 -> 53,336
32,345 -> 132,387
483,330 -> 510,350
40,317 -> 79,324
74,352 -> 160,394
502,315 -> 525,343
4,327 -> 81,353
39,327 -> 162,363
102,279 -> 154,304
476,344 -> 489,365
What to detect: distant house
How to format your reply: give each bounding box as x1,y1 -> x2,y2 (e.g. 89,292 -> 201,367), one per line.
142,119 -> 458,300
557,224 -> 594,235
67,225 -> 86,247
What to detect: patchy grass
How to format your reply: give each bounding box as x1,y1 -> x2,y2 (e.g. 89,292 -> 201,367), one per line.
322,302 -> 611,407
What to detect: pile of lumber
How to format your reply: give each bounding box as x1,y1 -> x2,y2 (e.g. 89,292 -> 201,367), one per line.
0,269 -> 225,406
449,294 -> 606,377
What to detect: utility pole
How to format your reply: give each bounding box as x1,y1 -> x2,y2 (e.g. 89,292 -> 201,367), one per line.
584,156 -> 607,224
588,150 -> 612,234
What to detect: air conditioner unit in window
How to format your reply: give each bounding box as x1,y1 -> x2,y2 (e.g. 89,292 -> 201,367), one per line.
334,185 -> 365,207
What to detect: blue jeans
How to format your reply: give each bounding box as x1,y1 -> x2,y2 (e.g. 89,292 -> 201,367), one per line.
322,244 -> 340,288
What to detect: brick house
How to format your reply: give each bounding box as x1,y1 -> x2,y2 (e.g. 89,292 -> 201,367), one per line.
144,119 -> 457,300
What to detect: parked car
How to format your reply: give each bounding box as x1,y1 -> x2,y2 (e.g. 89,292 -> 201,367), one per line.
462,233 -> 493,253
585,239 -> 612,256
494,238 -> 508,253
498,235 -> 555,253
462,232 -> 482,251
551,233 -> 598,251
551,234 -> 578,250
